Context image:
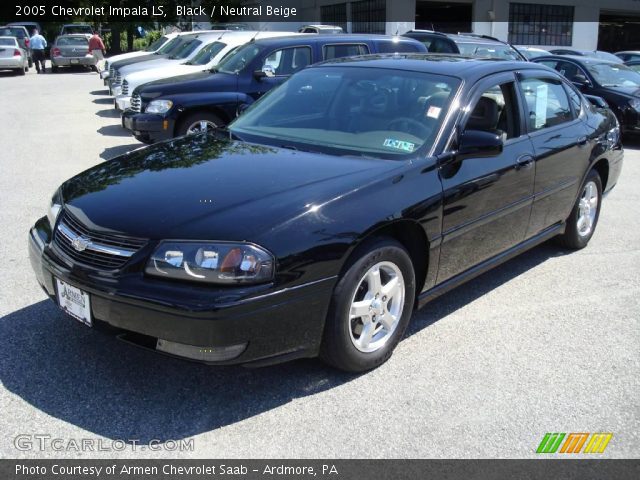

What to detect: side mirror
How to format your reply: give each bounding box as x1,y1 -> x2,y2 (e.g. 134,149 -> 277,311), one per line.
584,94 -> 608,109
572,76 -> 592,89
254,65 -> 275,79
457,130 -> 504,159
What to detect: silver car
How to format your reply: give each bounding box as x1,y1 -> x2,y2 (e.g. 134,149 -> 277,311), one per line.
0,36 -> 28,75
51,34 -> 97,72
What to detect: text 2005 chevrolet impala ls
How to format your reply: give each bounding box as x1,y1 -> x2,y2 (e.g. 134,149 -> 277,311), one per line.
29,55 -> 623,372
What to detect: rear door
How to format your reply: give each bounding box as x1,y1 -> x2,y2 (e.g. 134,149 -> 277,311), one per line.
516,71 -> 590,237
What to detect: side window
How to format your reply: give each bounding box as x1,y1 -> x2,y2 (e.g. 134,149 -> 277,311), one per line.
464,82 -> 520,140
376,41 -> 422,54
538,60 -> 558,70
323,43 -> 369,60
520,78 -> 574,131
430,39 -> 457,54
564,83 -> 582,117
555,61 -> 588,84
262,47 -> 311,76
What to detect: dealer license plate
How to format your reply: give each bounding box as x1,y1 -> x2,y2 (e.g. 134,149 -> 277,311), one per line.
70,59 -> 79,64
55,278 -> 92,327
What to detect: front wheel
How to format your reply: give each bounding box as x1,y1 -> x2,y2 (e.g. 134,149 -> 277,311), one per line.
177,112 -> 224,137
556,169 -> 602,249
320,238 -> 416,372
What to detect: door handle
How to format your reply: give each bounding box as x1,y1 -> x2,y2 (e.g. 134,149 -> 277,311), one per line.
516,154 -> 534,170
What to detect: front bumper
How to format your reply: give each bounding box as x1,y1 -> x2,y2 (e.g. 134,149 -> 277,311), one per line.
122,109 -> 176,143
52,55 -> 96,67
100,70 -> 109,80
115,95 -> 131,111
29,217 -> 333,366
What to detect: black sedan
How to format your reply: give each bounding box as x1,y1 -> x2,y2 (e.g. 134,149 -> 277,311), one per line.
532,55 -> 640,134
29,55 -> 623,372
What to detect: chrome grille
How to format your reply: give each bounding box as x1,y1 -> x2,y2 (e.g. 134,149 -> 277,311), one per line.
108,65 -> 114,78
104,60 -> 110,71
53,211 -> 147,270
130,93 -> 141,113
113,70 -> 122,86
122,79 -> 129,95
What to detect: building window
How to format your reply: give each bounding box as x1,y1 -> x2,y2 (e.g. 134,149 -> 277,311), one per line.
320,3 -> 348,32
351,0 -> 386,34
508,3 -> 574,46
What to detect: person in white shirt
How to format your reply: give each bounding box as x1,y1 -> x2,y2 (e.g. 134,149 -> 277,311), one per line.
29,29 -> 47,73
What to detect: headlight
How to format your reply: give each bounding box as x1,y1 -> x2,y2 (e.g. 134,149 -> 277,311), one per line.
629,98 -> 640,111
145,241 -> 275,285
47,190 -> 62,229
145,99 -> 173,114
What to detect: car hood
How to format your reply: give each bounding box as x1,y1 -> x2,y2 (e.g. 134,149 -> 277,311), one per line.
136,71 -> 233,98
111,53 -> 165,69
120,58 -> 181,76
60,135 -> 401,241
599,85 -> 640,98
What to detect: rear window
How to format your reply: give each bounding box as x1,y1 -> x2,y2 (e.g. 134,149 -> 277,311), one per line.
57,37 -> 89,46
376,41 -> 423,54
456,41 -> 522,60
63,26 -> 92,35
0,37 -> 17,46
323,43 -> 369,60
0,27 -> 26,38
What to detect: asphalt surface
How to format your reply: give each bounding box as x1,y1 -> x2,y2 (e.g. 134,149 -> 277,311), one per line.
0,66 -> 638,459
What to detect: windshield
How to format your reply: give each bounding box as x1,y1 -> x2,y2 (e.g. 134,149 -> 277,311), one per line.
629,64 -> 640,73
456,42 -> 521,60
169,39 -> 201,59
57,37 -> 89,46
230,67 -> 460,159
586,63 -> 640,87
217,44 -> 261,74
156,37 -> 182,55
145,35 -> 168,52
185,41 -> 227,65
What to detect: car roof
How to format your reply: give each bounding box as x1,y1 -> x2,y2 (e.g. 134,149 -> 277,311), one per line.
533,54 -> 621,65
616,50 -> 640,54
56,34 -> 90,39
447,33 -> 506,44
249,34 -> 420,47
0,25 -> 27,31
311,53 -> 552,77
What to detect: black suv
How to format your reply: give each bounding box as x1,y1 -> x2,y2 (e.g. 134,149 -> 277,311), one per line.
122,34 -> 427,143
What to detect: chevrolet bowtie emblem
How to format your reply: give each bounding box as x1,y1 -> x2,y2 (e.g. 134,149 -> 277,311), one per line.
71,236 -> 90,252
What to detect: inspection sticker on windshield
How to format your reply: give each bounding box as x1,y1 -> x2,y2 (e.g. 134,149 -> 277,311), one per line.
383,138 -> 415,152
426,106 -> 442,119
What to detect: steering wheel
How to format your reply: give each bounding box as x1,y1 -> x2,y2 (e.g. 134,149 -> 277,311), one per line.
387,117 -> 429,138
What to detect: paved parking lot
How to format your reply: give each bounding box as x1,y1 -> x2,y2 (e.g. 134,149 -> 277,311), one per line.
0,68 -> 638,459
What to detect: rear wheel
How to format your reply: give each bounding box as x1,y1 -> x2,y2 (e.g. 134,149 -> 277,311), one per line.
177,112 -> 224,136
51,65 -> 58,73
28,57 -> 32,68
320,238 -> 416,372
556,169 -> 602,249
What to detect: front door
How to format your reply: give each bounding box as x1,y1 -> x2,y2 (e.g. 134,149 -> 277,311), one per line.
437,73 -> 536,282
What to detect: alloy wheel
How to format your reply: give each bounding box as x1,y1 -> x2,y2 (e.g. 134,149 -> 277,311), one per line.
577,180 -> 598,237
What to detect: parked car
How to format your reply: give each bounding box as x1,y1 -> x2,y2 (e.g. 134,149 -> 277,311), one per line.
59,24 -> 93,37
549,48 -> 620,62
532,55 -> 640,134
50,34 -> 97,72
101,33 -> 178,83
122,34 -> 427,143
298,25 -> 343,34
402,30 -> 460,53
30,55 -> 622,371
0,36 -> 29,75
107,31 -> 214,95
447,33 -> 527,60
115,31 -> 296,111
0,25 -> 31,67
7,21 -> 42,36
514,46 -> 550,60
616,51 -> 640,63
210,23 -> 251,31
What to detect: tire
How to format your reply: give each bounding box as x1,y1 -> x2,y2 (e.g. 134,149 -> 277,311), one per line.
556,169 -> 602,249
15,68 -> 25,76
320,237 -> 416,372
51,65 -> 58,73
24,65 -> 29,73
28,57 -> 32,68
177,112 -> 224,137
